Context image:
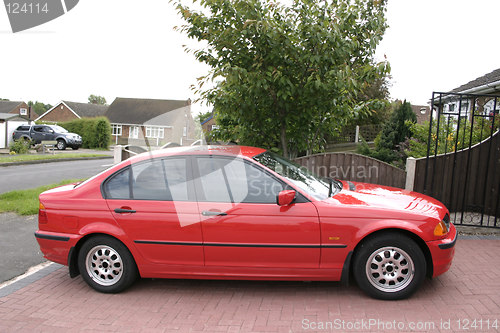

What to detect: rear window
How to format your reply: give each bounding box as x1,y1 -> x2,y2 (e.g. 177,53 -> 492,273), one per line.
103,158 -> 189,201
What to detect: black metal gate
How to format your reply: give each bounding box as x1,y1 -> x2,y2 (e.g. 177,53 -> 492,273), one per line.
421,92 -> 500,228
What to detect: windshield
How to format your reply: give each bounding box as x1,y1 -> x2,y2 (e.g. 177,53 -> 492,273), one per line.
254,151 -> 340,200
49,125 -> 68,133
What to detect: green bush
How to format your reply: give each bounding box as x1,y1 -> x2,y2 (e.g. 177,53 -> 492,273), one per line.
58,117 -> 111,149
357,101 -> 416,167
9,139 -> 30,154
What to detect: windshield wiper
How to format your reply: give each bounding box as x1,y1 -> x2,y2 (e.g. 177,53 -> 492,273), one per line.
327,178 -> 343,197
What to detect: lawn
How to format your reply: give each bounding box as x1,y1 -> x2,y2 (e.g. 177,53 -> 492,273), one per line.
0,153 -> 108,164
0,179 -> 85,215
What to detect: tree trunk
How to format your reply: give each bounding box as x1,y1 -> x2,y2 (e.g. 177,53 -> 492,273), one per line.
280,120 -> 288,158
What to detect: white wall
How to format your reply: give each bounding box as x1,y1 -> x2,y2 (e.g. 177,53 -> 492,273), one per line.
6,120 -> 29,147
0,122 -> 5,148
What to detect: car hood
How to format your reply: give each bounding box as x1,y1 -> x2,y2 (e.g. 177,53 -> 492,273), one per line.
316,181 -> 447,221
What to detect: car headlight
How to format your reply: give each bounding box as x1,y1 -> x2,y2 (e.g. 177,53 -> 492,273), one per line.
434,214 -> 450,237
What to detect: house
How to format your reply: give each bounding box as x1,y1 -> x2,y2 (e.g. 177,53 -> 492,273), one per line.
105,97 -> 197,146
35,101 -> 108,122
411,105 -> 430,124
0,100 -> 36,120
442,68 -> 500,120
0,113 -> 31,148
200,113 -> 218,132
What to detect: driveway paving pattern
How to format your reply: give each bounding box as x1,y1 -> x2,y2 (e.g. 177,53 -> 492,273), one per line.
0,239 -> 499,332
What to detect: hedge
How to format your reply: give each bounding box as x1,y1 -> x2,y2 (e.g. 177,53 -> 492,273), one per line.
58,117 -> 111,149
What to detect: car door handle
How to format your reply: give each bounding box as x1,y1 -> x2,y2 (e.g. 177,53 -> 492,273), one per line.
201,210 -> 227,216
114,208 -> 136,214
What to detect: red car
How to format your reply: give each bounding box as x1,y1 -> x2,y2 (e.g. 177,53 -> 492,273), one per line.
35,146 -> 456,300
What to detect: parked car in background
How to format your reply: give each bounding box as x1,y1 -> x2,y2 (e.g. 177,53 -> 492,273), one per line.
35,145 -> 456,300
13,124 -> 82,150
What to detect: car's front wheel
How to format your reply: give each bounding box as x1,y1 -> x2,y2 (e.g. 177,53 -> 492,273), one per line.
78,236 -> 138,293
353,233 -> 426,300
56,139 -> 66,150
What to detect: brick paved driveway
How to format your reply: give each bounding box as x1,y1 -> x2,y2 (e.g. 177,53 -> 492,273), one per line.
0,239 -> 499,332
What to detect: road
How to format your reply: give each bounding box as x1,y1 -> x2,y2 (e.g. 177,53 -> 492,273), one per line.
0,158 -> 113,194
0,213 -> 44,283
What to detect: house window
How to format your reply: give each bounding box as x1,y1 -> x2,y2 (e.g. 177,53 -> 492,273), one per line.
129,126 -> 140,139
19,108 -> 27,115
145,126 -> 164,139
449,104 -> 455,112
112,124 -> 122,136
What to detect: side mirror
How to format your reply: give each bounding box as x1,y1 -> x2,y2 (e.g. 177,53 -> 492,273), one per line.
277,190 -> 296,206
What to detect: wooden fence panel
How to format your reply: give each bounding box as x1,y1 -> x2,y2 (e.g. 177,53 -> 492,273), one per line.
413,131 -> 500,217
294,152 -> 406,189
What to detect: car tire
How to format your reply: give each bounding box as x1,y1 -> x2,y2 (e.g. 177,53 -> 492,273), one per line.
352,232 -> 426,300
56,139 -> 67,150
71,147 -> 79,150
78,236 -> 138,293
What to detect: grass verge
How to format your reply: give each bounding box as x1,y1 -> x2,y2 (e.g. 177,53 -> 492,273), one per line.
0,153 -> 108,164
0,179 -> 84,215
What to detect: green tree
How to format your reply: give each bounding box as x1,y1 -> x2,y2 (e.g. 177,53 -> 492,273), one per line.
28,101 -> 52,116
88,94 -> 107,105
358,100 -> 416,166
195,111 -> 213,124
174,0 -> 389,157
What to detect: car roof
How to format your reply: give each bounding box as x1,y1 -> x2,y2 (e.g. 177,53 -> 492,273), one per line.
127,145 -> 267,163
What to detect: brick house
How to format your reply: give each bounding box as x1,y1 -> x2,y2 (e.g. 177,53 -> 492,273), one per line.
411,105 -> 430,124
0,100 -> 36,121
201,113 -> 217,133
105,98 -> 197,146
35,101 -> 108,122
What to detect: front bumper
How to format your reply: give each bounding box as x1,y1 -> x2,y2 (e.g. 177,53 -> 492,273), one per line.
426,223 -> 457,277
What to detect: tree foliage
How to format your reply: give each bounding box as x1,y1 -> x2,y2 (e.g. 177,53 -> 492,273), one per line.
174,0 -> 389,157
28,101 -> 52,116
358,100 -> 416,167
406,113 -> 500,158
88,94 -> 107,105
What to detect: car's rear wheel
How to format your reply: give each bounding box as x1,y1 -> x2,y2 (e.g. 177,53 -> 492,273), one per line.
56,139 -> 66,150
353,233 -> 426,300
78,236 -> 138,293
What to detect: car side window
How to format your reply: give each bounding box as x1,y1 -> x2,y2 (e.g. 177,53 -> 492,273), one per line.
104,158 -> 189,201
196,157 -> 283,203
33,126 -> 43,132
131,160 -> 169,200
163,158 -> 189,201
104,167 -> 131,199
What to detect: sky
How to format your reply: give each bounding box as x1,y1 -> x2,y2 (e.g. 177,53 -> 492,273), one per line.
0,0 -> 499,113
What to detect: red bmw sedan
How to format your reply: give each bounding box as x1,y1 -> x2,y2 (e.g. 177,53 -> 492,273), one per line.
35,146 -> 456,300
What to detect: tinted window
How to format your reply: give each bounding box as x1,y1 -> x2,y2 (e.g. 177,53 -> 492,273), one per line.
163,158 -> 188,201
131,160 -> 168,200
104,158 -> 189,201
16,125 -> 30,131
33,126 -> 44,132
104,168 -> 130,199
196,157 -> 283,203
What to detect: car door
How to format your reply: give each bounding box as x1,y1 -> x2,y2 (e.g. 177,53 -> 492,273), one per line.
31,126 -> 46,143
194,155 -> 321,268
104,156 -> 203,266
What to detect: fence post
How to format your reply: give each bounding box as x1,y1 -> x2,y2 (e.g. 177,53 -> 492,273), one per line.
405,157 -> 416,191
113,145 -> 123,164
354,125 -> 360,143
